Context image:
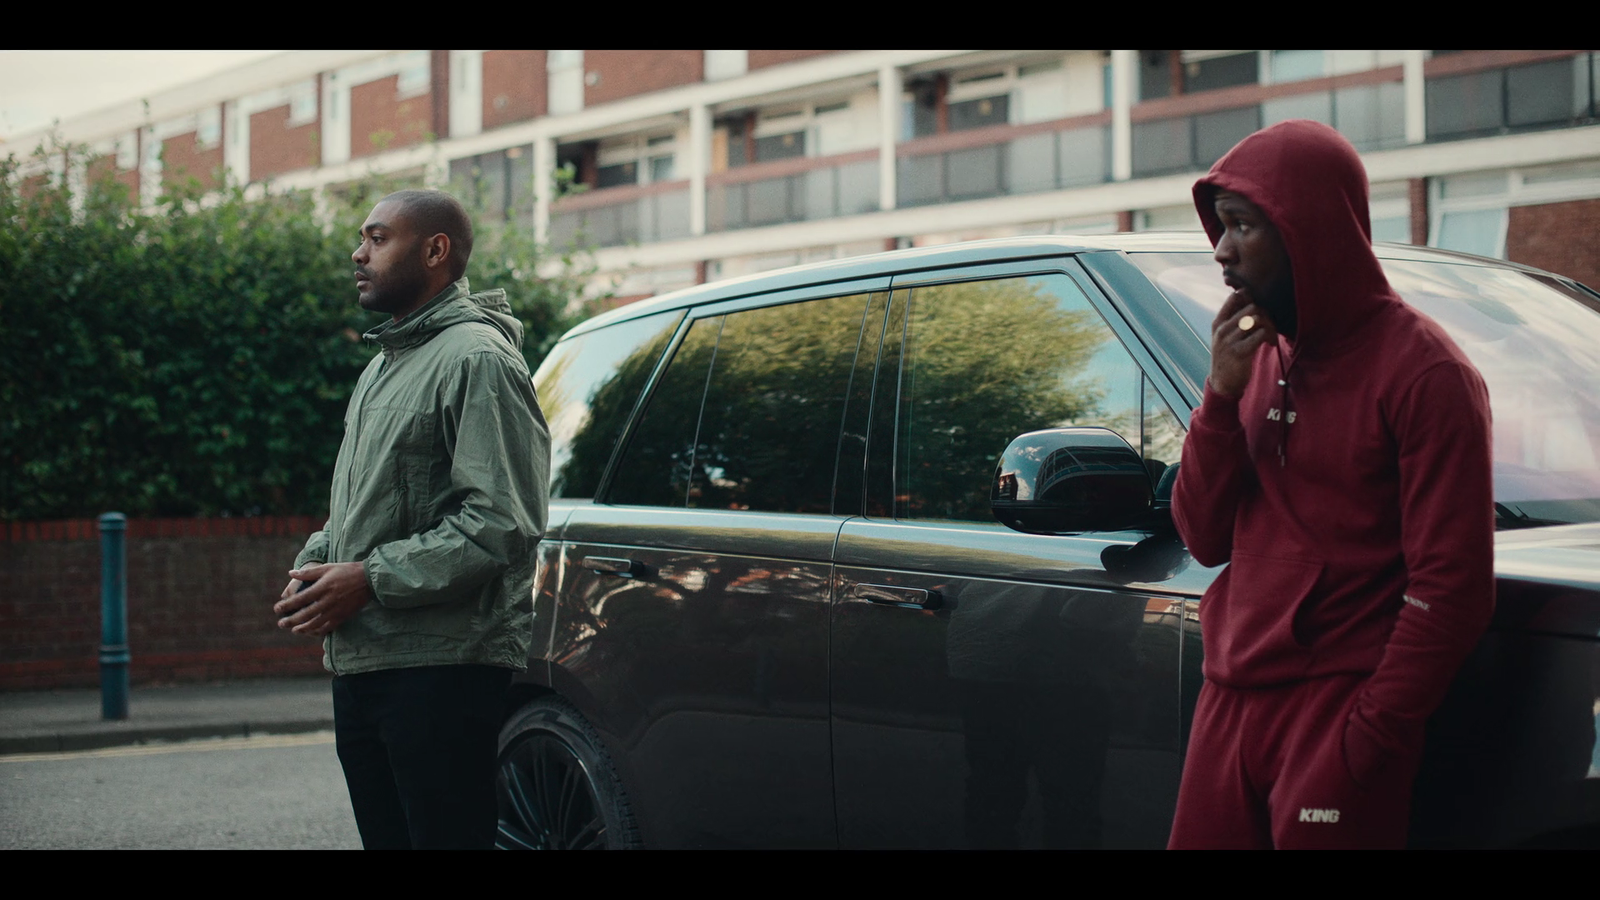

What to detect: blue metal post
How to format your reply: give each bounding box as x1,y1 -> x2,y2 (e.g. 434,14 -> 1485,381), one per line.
99,512 -> 130,720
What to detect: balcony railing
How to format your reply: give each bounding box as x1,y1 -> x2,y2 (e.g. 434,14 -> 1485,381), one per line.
1130,68 -> 1406,178
549,180 -> 692,248
896,114 -> 1111,208
1425,51 -> 1598,142
706,150 -> 880,232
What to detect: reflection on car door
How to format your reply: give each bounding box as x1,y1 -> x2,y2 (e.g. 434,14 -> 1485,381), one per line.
829,269 -> 1198,848
551,287 -> 882,848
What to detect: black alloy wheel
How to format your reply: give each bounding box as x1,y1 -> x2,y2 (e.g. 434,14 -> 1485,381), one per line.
495,698 -> 639,850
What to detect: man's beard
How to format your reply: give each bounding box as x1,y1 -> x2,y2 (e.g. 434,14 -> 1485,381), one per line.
359,253 -> 429,317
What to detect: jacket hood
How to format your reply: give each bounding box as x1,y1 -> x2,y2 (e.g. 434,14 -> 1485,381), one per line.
365,277 -> 524,351
1193,119 -> 1399,355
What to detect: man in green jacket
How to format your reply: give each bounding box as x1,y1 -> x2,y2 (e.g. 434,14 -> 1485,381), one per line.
273,189 -> 549,850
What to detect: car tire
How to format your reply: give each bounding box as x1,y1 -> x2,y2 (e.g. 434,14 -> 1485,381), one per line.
495,696 -> 642,850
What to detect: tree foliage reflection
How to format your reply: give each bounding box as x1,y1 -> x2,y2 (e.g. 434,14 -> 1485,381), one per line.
897,277 -> 1118,522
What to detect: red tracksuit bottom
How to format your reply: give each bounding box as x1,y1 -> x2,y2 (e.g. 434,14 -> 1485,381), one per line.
1168,674 -> 1423,849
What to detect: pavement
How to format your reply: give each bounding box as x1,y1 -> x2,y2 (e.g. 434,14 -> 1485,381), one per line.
0,677 -> 335,755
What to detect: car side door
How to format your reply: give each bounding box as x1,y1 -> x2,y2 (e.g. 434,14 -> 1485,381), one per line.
551,280 -> 887,848
829,261 -> 1207,848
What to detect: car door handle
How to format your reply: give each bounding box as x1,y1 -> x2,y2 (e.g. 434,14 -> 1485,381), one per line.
853,583 -> 942,610
581,556 -> 650,578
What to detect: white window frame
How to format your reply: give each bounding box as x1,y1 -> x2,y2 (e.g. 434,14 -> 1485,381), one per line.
943,54 -> 1096,126
1430,163 -> 1600,259
597,129 -> 685,185
396,50 -> 431,100
745,94 -> 865,156
548,50 -> 584,116
196,107 -> 222,149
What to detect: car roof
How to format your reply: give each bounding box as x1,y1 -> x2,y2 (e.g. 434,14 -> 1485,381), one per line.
562,232 -> 1559,340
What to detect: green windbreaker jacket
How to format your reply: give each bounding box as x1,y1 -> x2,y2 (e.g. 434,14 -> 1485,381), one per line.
295,278 -> 550,674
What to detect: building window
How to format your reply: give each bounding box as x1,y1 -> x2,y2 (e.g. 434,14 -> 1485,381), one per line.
948,94 -> 1009,131
724,96 -> 868,167
1369,182 -> 1411,244
589,131 -> 681,188
1139,51 -> 1172,101
754,130 -> 806,162
903,78 -> 942,139
1427,52 -> 1597,141
288,81 -> 318,126
596,162 -> 638,189
1268,50 -> 1325,84
1435,208 -> 1507,258
197,108 -> 222,148
1432,171 -> 1510,258
396,50 -> 431,98
1182,50 -> 1259,93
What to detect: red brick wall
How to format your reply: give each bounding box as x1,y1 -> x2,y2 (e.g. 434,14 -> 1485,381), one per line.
0,516 -> 328,690
432,49 -> 451,140
1506,197 -> 1600,290
350,74 -> 435,159
250,104 -> 320,180
484,50 -> 547,130
161,130 -> 223,191
584,50 -> 702,107
748,50 -> 837,71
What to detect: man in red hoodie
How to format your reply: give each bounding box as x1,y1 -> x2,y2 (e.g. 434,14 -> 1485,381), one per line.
1166,120 -> 1495,849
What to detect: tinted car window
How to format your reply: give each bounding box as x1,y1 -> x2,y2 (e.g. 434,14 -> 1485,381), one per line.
889,274 -> 1146,522
1130,251 -> 1600,524
536,310 -> 683,499
607,316 -> 721,507
1143,374 -> 1188,482
690,293 -> 871,513
609,294 -> 872,513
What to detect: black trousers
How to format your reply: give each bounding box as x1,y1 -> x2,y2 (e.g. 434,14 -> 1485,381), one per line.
331,664 -> 512,850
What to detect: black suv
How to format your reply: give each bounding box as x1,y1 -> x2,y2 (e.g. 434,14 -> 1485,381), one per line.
496,234 -> 1600,849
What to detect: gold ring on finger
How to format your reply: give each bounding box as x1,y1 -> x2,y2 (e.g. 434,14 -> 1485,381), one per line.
1238,315 -> 1256,332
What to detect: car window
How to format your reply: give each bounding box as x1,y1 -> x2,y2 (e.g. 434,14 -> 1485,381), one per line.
607,293 -> 872,513
535,310 -> 683,499
690,294 -> 871,513
1128,251 -> 1600,525
607,316 -> 721,507
884,273 -> 1151,523
1143,374 -> 1187,485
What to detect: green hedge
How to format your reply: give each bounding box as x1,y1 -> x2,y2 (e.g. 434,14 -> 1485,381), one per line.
0,151 -> 600,520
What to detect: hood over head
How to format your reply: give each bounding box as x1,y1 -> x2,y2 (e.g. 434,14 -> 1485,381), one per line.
365,277 -> 524,351
1193,119 -> 1398,355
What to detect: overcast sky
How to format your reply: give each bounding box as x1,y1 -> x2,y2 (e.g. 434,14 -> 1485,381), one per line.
0,50 -> 284,142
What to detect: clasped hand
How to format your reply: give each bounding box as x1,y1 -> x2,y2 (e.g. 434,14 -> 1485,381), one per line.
275,562 -> 372,638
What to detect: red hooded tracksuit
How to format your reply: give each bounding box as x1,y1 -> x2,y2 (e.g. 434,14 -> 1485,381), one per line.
1167,121 -> 1495,849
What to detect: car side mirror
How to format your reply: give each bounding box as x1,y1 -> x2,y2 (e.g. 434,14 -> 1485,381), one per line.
991,427 -> 1154,534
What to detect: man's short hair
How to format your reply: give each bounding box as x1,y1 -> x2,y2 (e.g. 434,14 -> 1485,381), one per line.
383,189 -> 475,280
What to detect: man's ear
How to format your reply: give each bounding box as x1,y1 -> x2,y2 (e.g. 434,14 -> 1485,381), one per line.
422,232 -> 452,272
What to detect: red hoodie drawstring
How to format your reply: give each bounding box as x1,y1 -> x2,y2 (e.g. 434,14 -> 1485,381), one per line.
1276,344 -> 1298,467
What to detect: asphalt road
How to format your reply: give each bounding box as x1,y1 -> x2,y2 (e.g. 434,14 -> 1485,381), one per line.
0,731 -> 361,849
